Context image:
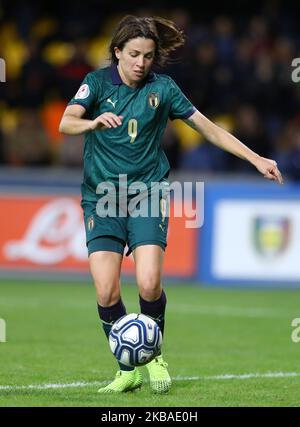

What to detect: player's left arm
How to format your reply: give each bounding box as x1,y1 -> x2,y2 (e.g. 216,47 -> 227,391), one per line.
183,110 -> 284,184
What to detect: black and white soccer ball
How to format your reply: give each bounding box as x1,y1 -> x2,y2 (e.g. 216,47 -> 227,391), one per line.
109,313 -> 162,367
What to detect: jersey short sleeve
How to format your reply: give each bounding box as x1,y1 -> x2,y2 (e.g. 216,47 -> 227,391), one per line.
167,77 -> 196,120
68,72 -> 98,111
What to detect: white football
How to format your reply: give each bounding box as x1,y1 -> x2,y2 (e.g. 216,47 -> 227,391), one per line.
109,313 -> 162,367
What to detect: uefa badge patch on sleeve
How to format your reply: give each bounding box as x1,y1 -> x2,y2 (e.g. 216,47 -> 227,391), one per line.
148,92 -> 160,109
75,84 -> 90,99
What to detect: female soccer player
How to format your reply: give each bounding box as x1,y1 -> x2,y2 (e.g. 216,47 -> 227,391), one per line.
59,15 -> 283,394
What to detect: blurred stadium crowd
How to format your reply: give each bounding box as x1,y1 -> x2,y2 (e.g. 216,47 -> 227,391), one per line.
0,1 -> 300,180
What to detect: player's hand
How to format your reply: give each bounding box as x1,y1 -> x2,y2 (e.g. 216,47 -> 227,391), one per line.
253,156 -> 284,184
90,113 -> 123,130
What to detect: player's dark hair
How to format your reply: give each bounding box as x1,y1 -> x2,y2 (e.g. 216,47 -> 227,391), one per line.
109,15 -> 185,66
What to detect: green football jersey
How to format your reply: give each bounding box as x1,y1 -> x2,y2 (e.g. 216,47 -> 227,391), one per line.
68,64 -> 196,201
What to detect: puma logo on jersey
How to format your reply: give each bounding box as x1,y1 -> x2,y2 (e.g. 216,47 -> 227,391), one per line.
106,98 -> 118,108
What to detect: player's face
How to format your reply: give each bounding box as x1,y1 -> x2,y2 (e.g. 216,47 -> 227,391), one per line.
115,37 -> 156,87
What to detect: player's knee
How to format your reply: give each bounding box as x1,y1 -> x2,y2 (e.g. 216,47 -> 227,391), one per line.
138,275 -> 161,301
95,280 -> 120,307
97,291 -> 121,307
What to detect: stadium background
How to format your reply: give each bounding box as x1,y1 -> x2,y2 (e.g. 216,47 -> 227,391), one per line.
0,0 -> 299,286
1,0 -> 300,409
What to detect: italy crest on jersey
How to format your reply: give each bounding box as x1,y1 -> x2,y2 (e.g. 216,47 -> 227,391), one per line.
148,92 -> 160,109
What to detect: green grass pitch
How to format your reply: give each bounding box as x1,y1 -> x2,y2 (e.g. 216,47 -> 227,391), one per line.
0,279 -> 300,407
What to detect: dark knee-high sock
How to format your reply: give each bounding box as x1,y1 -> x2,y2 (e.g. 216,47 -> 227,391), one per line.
97,299 -> 134,371
139,290 -> 167,355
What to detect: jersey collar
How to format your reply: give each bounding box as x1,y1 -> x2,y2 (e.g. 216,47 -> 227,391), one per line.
110,63 -> 156,85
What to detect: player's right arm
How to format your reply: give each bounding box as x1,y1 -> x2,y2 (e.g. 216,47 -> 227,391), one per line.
59,104 -> 123,135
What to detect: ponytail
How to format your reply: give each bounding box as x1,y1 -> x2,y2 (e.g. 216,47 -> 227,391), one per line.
152,16 -> 186,65
109,15 -> 186,66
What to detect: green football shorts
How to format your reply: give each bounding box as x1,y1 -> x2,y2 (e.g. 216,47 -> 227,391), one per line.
81,183 -> 170,256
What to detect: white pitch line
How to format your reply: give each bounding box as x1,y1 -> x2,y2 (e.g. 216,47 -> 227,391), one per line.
0,381 -> 107,391
169,304 -> 292,319
173,372 -> 300,381
1,372 -> 300,391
